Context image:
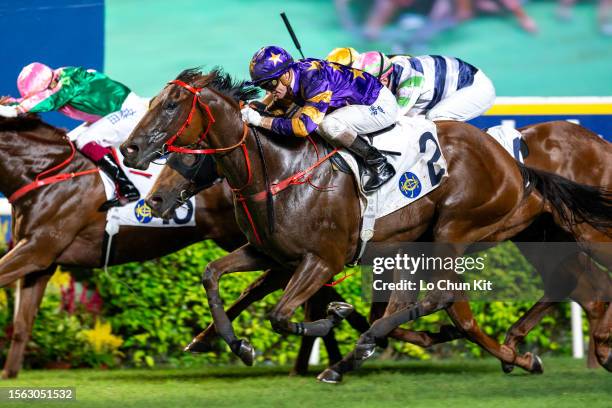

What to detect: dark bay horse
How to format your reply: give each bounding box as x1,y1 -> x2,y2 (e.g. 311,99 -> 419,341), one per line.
0,115 -> 368,379
146,121 -> 611,373
121,68 -> 611,380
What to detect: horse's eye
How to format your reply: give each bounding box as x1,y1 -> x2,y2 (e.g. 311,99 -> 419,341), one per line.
165,102 -> 178,111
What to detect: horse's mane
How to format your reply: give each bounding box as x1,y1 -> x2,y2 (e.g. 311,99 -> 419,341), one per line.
176,67 -> 260,102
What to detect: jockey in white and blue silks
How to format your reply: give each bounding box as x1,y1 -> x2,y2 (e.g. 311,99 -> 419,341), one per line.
352,51 -> 496,122
240,46 -> 399,193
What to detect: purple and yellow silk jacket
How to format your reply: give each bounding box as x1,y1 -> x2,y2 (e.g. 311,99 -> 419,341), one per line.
271,58 -> 383,137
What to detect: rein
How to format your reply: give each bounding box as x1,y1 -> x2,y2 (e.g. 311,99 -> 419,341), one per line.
252,127 -> 275,235
9,137 -> 99,203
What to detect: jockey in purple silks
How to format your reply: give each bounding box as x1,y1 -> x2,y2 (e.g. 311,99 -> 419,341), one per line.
0,63 -> 146,209
240,45 -> 399,193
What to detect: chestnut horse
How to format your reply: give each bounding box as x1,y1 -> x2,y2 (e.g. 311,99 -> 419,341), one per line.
146,121 -> 611,373
0,115 -> 369,379
503,122 -> 611,371
121,68 -> 611,381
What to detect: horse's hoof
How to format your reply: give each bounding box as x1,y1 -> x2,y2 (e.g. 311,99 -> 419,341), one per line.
184,338 -> 214,354
355,342 -> 377,361
232,339 -> 256,366
501,362 -> 515,374
317,368 -> 343,384
530,354 -> 544,374
327,301 -> 354,322
602,350 -> 612,372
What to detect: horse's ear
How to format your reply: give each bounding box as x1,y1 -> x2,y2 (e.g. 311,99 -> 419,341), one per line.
148,96 -> 157,109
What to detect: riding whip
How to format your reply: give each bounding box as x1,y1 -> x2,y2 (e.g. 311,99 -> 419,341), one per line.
280,12 -> 305,59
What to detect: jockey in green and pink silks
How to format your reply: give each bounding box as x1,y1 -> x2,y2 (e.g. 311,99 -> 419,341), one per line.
0,63 -> 147,210
9,63 -> 130,121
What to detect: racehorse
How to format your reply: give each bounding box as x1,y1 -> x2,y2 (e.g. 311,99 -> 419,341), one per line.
146,121 -> 612,373
0,115 -> 368,379
120,68 -> 611,381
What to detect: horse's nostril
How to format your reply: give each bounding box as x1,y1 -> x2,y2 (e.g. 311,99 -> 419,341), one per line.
147,196 -> 163,209
126,144 -> 139,156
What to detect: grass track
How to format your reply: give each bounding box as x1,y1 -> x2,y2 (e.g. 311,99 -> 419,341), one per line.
1,357 -> 609,407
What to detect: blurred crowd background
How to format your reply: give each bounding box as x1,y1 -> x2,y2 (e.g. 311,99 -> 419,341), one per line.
340,0 -> 611,46
103,0 -> 610,101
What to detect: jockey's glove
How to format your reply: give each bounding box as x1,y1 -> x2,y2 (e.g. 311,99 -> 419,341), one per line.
241,106 -> 262,127
0,105 -> 18,118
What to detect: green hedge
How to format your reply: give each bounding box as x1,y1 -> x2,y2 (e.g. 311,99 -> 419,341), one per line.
0,240 -> 578,369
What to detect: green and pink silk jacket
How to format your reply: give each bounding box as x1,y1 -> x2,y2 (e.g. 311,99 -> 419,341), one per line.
8,67 -> 131,123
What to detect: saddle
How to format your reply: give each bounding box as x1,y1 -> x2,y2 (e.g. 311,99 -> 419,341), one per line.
324,123 -> 401,179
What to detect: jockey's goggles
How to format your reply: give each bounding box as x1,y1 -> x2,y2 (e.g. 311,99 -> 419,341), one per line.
259,78 -> 279,91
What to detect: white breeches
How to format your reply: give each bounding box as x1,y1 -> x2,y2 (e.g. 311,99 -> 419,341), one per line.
425,71 -> 496,122
69,92 -> 150,149
318,86 -> 399,146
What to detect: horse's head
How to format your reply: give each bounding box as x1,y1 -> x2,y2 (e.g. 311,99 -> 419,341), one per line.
121,68 -> 258,170
146,153 -> 220,219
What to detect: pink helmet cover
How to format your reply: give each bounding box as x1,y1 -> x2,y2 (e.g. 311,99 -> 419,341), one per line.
353,51 -> 393,80
17,62 -> 54,98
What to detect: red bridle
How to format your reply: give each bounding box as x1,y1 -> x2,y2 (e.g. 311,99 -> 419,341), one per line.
163,79 -> 249,155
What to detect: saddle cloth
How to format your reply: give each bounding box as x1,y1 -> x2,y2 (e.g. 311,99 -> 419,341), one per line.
99,148 -> 196,232
338,116 -> 448,254
485,125 -> 525,163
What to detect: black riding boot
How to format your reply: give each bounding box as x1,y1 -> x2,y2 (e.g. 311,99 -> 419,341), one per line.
96,153 -> 140,211
347,137 -> 396,193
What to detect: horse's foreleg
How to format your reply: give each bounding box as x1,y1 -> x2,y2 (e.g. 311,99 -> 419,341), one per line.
198,244 -> 277,366
2,268 -> 53,379
0,238 -> 62,287
186,268 -> 289,353
293,290 -> 333,376
268,254 -> 350,338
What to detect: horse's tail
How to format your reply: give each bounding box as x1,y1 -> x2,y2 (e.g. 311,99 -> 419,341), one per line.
519,163 -> 612,235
